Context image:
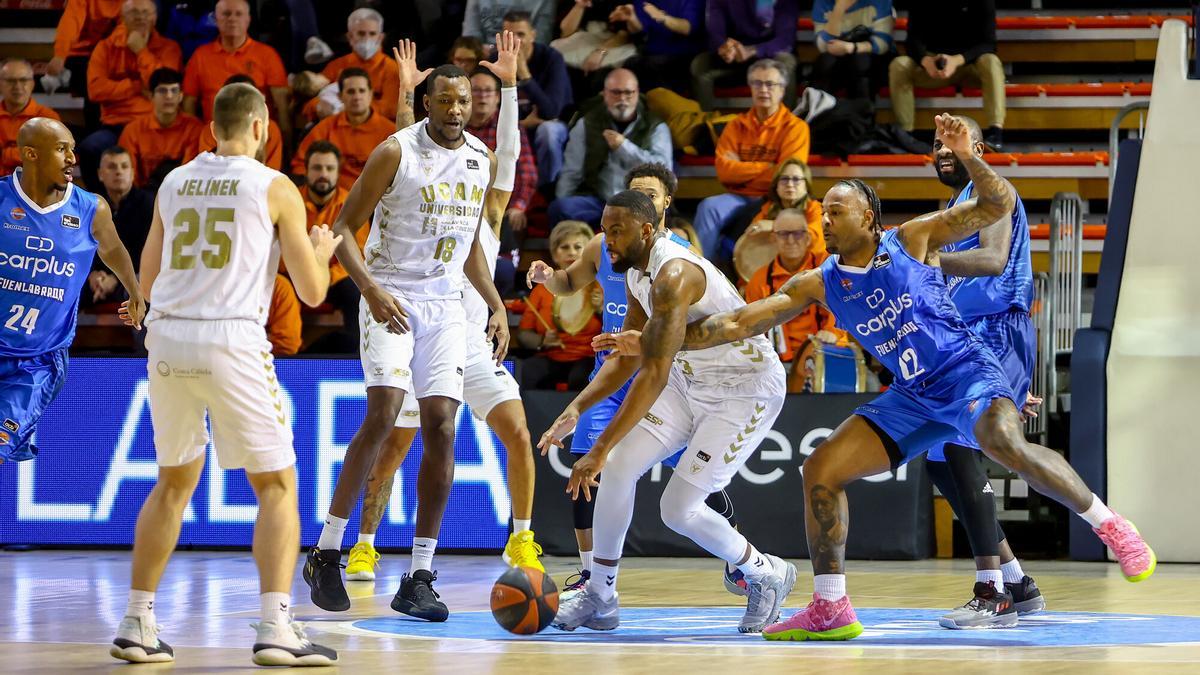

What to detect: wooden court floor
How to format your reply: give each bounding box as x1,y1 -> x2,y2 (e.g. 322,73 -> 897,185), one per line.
4,551 -> 1199,674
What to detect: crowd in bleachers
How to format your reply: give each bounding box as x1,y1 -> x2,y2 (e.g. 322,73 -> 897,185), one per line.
1,0 -> 1025,391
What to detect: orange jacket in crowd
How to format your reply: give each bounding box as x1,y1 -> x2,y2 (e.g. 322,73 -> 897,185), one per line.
291,110 -> 395,190
751,198 -> 828,257
296,184 -> 370,286
322,51 -> 400,122
88,26 -> 183,126
0,100 -> 61,176
715,106 -> 810,197
183,37 -> 288,120
118,112 -> 205,186
267,274 -> 302,356
744,251 -> 845,362
519,285 -> 603,363
188,119 -> 284,171
53,0 -> 124,60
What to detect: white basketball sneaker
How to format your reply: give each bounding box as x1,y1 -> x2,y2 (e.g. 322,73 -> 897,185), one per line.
110,614 -> 174,663
251,616 -> 338,666
551,584 -> 620,631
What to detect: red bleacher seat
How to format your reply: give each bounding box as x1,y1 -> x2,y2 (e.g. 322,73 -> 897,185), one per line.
1014,152 -> 1109,166
996,16 -> 1074,30
847,154 -> 929,167
1029,224 -> 1108,239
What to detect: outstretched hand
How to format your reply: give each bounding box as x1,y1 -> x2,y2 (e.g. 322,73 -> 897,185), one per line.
591,329 -> 642,356
567,451 -> 604,502
394,39 -> 432,91
480,30 -> 521,86
537,406 -> 580,456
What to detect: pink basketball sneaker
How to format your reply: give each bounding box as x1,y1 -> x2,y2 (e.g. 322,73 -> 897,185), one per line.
1094,513 -> 1156,582
762,594 -> 864,641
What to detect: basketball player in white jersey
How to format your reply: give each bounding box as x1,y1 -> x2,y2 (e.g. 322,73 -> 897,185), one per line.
110,83 -> 340,666
338,35 -> 544,588
538,190 -> 795,634
304,42 -> 512,620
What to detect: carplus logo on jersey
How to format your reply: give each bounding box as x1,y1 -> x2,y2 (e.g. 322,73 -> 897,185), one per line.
604,301 -> 628,317
854,292 -> 913,336
0,236 -> 77,279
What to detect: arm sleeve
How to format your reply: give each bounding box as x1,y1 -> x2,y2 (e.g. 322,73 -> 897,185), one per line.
556,120 -> 586,199
961,0 -> 997,63
494,86 -> 519,192
510,127 -> 538,211
53,0 -> 86,59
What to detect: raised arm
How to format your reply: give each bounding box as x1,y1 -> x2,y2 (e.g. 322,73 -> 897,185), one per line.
683,268 -> 825,351
899,114 -> 1015,262
393,39 -> 431,131
937,211 -> 1012,277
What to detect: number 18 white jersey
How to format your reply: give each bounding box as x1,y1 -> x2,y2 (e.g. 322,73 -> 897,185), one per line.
365,119 -> 492,300
152,152 -> 282,324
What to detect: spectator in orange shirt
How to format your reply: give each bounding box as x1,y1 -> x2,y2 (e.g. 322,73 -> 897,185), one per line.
320,8 -> 399,123
267,274 -> 302,355
46,0 -> 124,104
692,58 -> 810,258
517,220 -> 603,391
296,140 -> 369,353
291,68 -> 395,190
182,0 -> 291,143
743,208 -> 844,363
729,158 -> 825,258
118,68 -> 204,188
81,0 -> 182,189
188,74 -> 285,170
0,59 -> 61,177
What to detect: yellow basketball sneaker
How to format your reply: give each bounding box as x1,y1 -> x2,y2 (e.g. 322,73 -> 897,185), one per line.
502,530 -> 545,572
346,542 -> 381,581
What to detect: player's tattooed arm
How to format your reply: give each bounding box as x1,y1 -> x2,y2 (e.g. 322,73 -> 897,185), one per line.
682,269 -> 825,351
394,39 -> 430,131
527,233 -> 602,294
808,484 -> 849,575
901,114 -> 1015,258
936,212 -> 1013,277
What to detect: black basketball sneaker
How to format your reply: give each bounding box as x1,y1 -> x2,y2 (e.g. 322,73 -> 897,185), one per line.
392,569 -> 449,622
1005,575 -> 1047,615
938,580 -> 1018,629
303,547 -> 350,611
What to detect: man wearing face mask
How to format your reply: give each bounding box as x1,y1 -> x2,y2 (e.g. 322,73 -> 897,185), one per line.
549,68 -> 671,228
321,8 -> 399,122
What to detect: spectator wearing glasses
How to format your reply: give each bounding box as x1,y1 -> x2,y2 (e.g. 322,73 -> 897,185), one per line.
449,36 -> 488,75
320,8 -> 400,122
118,68 -> 205,187
742,207 -> 843,362
0,59 -> 60,177
467,69 -> 539,235
730,157 -> 823,254
81,0 -> 182,189
811,0 -> 895,101
690,0 -> 800,112
550,68 -> 672,227
692,58 -> 809,257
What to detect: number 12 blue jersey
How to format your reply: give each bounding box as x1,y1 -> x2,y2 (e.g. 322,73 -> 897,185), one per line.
0,173 -> 98,357
820,229 -> 985,390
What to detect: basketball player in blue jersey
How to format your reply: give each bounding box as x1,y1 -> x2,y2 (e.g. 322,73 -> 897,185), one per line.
609,115 -> 1155,641
924,115 -> 1044,629
0,117 -> 144,463
527,163 -> 743,598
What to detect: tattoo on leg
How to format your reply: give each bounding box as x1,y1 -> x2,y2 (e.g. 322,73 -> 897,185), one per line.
361,474 -> 395,533
810,484 -> 847,575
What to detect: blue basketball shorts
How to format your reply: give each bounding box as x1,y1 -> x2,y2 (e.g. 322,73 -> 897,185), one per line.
571,382 -> 685,469
854,350 -> 1018,470
927,309 -> 1035,461
0,348 -> 68,462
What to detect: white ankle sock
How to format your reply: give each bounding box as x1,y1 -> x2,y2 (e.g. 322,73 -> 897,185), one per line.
735,545 -> 772,582
358,532 -> 376,547
580,550 -> 593,574
317,514 -> 348,551
1001,559 -> 1025,584
814,574 -> 846,601
513,518 -> 532,533
126,589 -> 155,619
260,592 -> 290,626
1079,494 -> 1116,529
593,560 -> 619,601
410,537 -> 437,573
976,569 -> 1003,591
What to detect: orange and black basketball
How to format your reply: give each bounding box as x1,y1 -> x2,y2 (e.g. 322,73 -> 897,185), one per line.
490,566 -> 559,635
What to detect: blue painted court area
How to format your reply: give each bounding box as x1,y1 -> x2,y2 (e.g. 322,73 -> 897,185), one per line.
353,607 -> 1200,647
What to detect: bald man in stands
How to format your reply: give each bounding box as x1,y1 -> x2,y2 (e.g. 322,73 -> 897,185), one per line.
0,59 -> 61,177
